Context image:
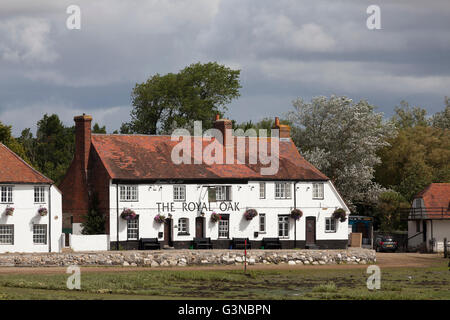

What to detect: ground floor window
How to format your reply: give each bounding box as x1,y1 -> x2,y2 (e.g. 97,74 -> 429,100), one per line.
259,213 -> 266,233
278,215 -> 289,238
325,217 -> 336,232
178,218 -> 189,235
127,217 -> 139,240
33,224 -> 47,244
218,215 -> 229,238
0,225 -> 13,244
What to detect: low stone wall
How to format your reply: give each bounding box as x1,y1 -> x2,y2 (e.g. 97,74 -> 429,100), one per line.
0,248 -> 375,267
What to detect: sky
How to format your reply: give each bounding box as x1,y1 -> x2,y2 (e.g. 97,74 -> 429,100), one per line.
0,0 -> 449,135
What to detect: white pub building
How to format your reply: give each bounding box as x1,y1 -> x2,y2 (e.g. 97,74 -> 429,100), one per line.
0,143 -> 62,253
60,114 -> 350,250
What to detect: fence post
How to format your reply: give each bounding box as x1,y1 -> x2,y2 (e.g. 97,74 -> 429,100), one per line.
444,238 -> 448,258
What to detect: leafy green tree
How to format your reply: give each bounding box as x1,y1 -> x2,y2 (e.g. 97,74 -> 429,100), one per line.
81,194 -> 106,234
123,62 -> 241,134
287,95 -> 396,210
391,100 -> 428,129
92,123 -> 107,134
233,117 -> 291,135
34,114 -> 75,183
373,191 -> 410,232
431,97 -> 450,129
375,125 -> 450,201
0,121 -> 30,162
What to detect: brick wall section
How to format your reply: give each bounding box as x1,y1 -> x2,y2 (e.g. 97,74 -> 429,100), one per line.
59,115 -> 111,229
88,145 -> 111,233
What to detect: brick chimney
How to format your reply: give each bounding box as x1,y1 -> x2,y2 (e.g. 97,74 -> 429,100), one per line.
74,114 -> 92,173
213,114 -> 233,163
272,117 -> 291,139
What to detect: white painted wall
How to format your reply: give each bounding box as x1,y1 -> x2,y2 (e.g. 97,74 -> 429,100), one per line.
107,180 -> 349,244
69,234 -> 110,251
0,184 -> 62,253
408,220 -> 450,252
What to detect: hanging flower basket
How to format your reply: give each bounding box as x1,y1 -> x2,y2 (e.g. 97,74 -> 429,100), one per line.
290,208 -> 303,220
210,212 -> 221,223
332,208 -> 347,222
121,208 -> 136,220
154,213 -> 166,224
38,207 -> 48,216
243,209 -> 258,221
5,207 -> 14,216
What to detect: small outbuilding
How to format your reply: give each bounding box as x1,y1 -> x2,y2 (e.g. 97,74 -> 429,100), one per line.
407,183 -> 450,253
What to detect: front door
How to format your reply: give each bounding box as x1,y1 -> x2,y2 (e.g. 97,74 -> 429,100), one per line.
195,217 -> 204,238
306,217 -> 316,244
164,218 -> 173,247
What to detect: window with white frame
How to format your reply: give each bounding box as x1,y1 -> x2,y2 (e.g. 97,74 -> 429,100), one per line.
120,185 -> 138,202
312,183 -> 324,199
275,183 -> 291,199
278,215 -> 289,237
34,186 -> 46,203
259,182 -> 266,199
33,224 -> 47,244
0,186 -> 13,203
0,225 -> 13,244
210,186 -> 232,202
178,218 -> 189,234
218,216 -> 229,238
325,217 -> 336,233
173,185 -> 186,202
259,213 -> 266,233
127,216 -> 139,240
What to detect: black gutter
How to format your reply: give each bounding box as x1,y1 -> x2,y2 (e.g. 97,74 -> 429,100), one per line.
116,183 -> 119,250
48,184 -> 52,252
293,181 -> 298,248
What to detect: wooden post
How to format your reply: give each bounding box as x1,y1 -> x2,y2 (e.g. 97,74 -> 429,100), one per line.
444,238 -> 448,258
244,239 -> 247,273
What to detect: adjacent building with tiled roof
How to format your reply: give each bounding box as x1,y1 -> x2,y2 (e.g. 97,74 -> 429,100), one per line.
408,183 -> 450,252
0,143 -> 62,253
59,114 -> 350,250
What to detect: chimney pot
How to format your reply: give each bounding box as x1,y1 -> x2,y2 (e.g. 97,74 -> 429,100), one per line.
275,117 -> 280,126
215,114 -> 220,121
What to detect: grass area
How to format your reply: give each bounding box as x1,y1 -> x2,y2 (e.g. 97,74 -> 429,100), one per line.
0,261 -> 449,300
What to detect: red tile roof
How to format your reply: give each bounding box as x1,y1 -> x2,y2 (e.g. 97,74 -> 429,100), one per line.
415,183 -> 450,208
415,183 -> 450,218
91,134 -> 328,181
0,143 -> 53,184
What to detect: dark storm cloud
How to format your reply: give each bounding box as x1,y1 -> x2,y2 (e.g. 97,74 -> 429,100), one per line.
0,0 -> 449,134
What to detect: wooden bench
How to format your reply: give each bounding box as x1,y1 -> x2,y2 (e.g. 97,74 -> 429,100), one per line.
139,238 -> 161,250
262,237 -> 281,249
232,238 -> 251,249
193,237 -> 213,249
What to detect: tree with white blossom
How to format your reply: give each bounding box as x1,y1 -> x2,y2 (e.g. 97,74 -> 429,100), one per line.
288,95 -> 396,211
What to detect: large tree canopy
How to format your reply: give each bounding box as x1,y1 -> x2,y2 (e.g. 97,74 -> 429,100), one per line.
123,62 -> 241,134
287,95 -> 396,210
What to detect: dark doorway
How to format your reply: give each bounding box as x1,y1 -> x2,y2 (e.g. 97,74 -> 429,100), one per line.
195,217 -> 205,238
306,217 -> 316,245
164,218 -> 173,247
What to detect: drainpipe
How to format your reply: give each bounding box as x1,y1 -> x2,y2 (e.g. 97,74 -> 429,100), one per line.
116,183 -> 119,250
293,182 -> 298,248
48,184 -> 52,252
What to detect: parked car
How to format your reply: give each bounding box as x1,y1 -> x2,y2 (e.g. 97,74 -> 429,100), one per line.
374,235 -> 398,252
